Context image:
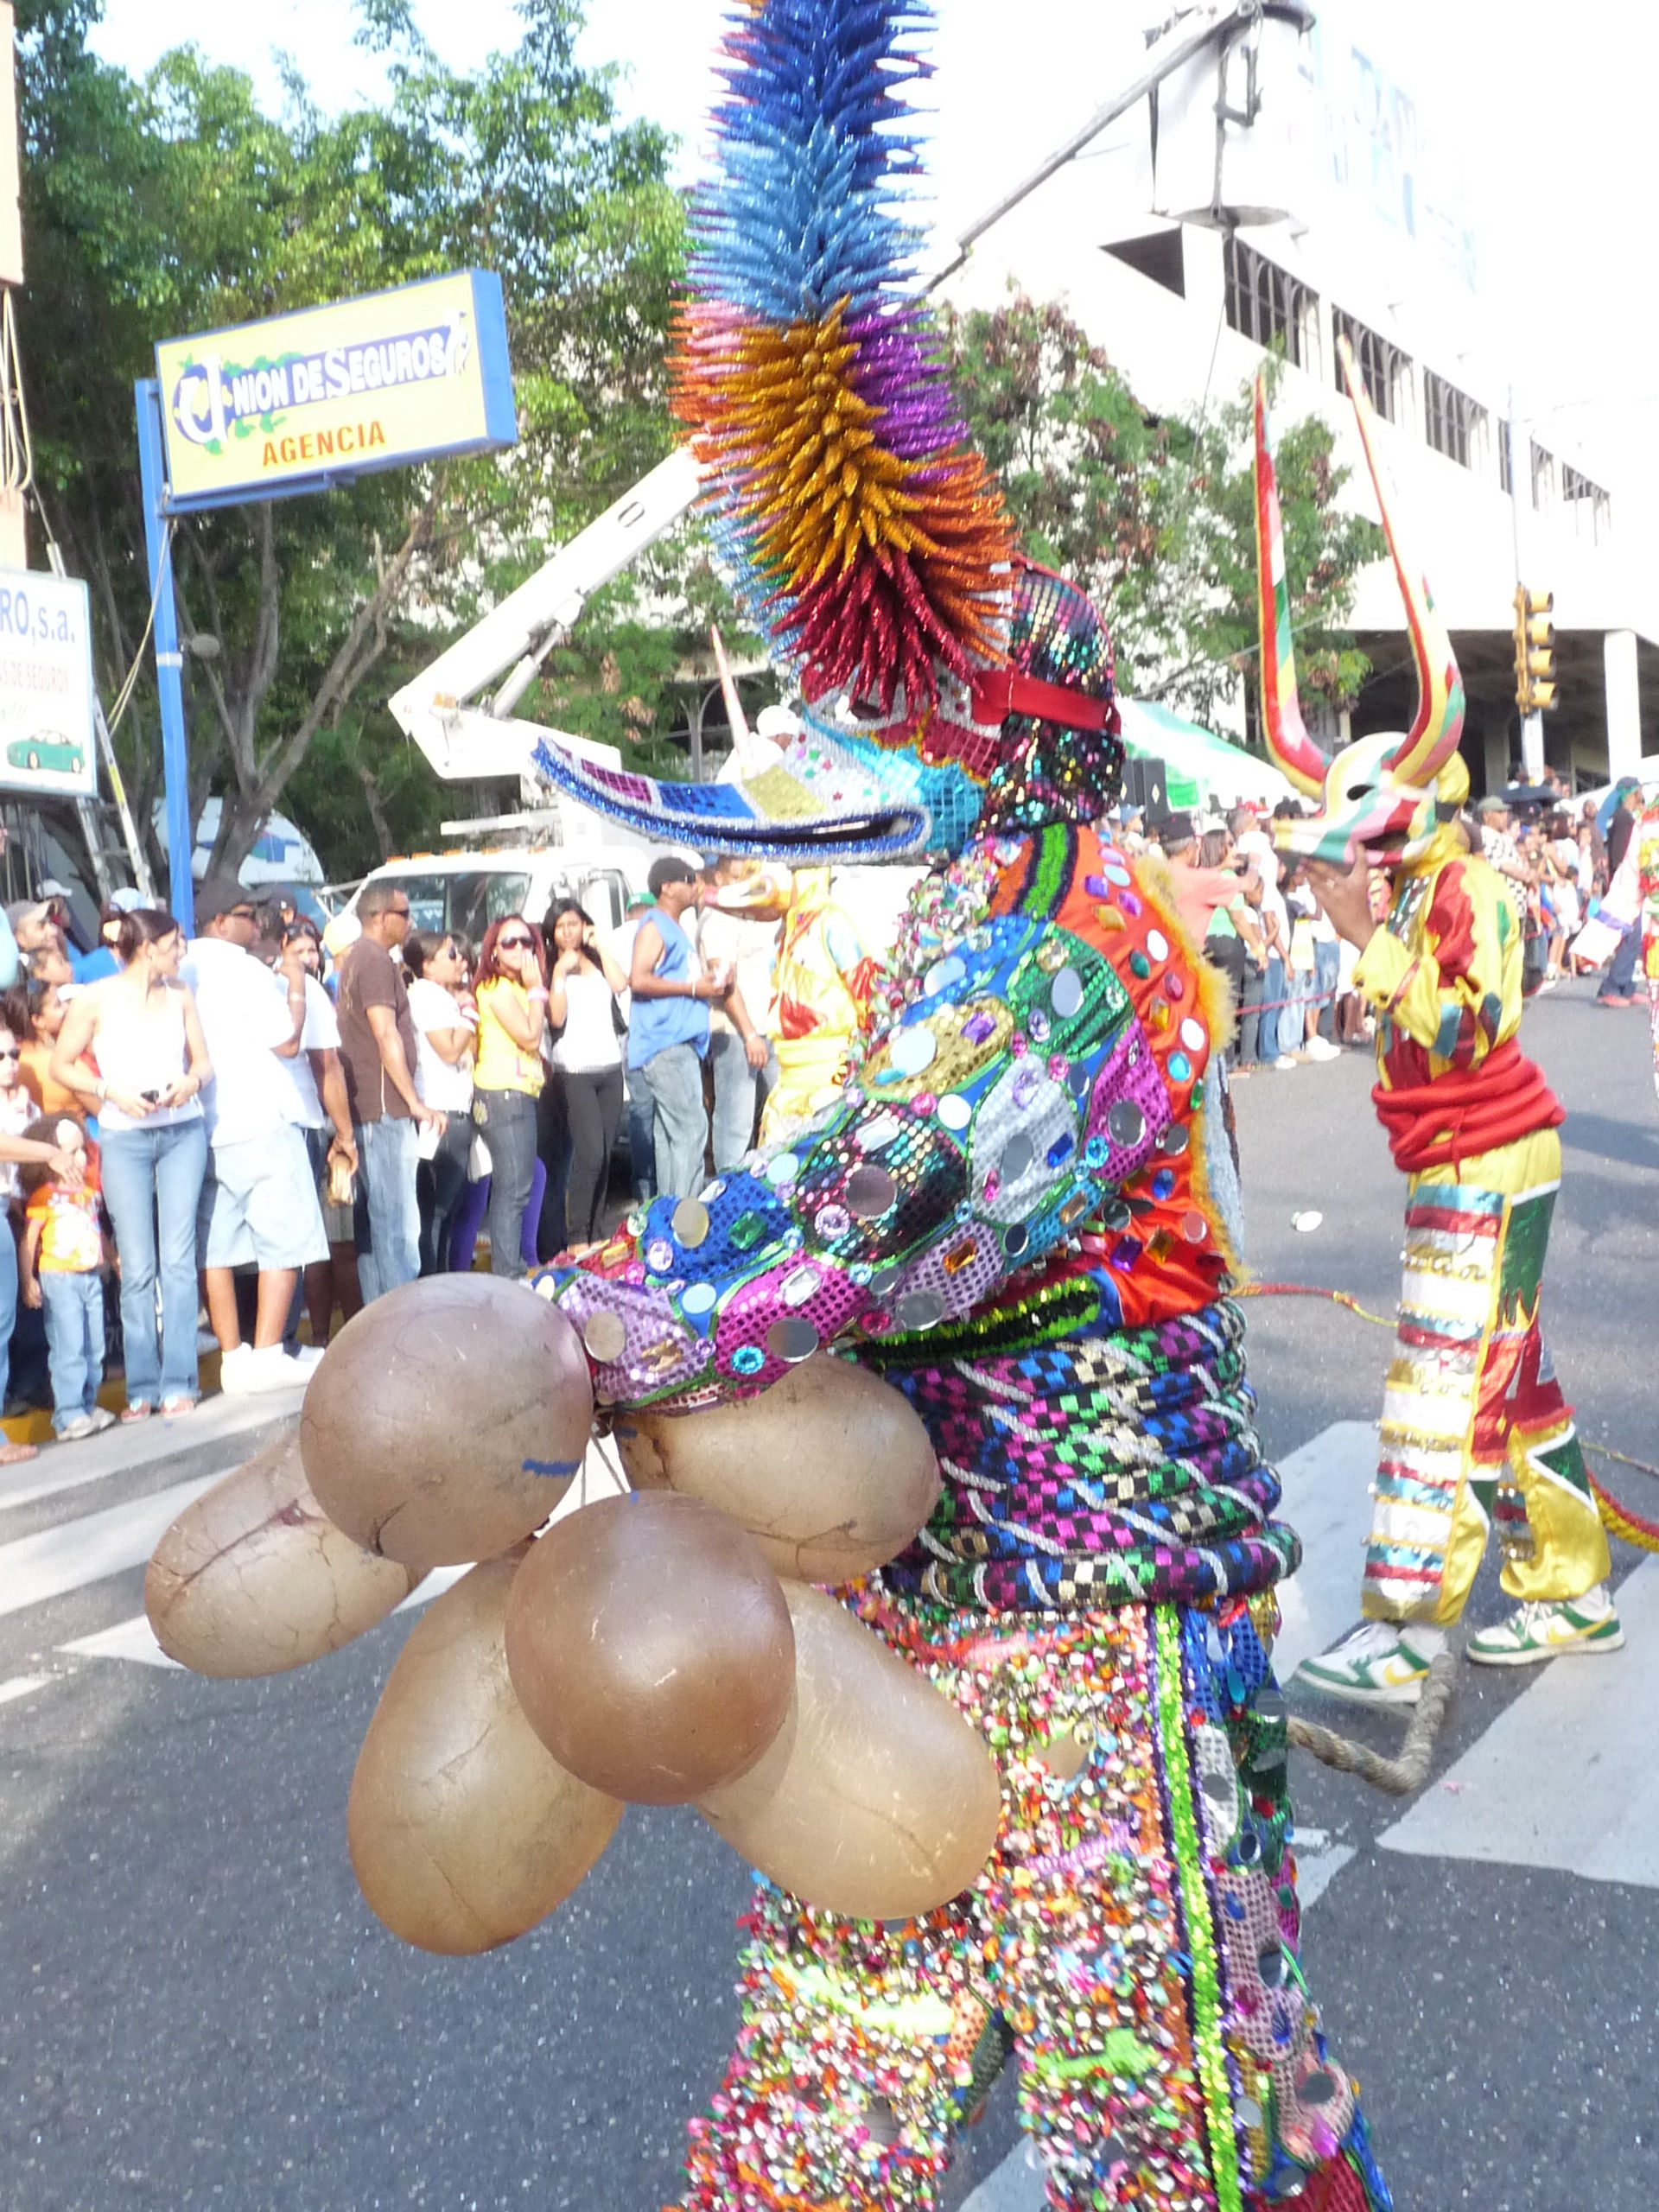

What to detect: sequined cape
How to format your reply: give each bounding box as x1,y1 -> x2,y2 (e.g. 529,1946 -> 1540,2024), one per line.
543,823 -> 1298,1613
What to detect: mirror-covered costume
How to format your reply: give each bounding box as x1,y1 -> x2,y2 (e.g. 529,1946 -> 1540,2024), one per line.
532,12 -> 1390,2202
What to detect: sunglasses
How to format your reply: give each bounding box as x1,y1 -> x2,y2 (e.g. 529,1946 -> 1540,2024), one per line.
497,933 -> 533,950
0,1047 -> 19,1060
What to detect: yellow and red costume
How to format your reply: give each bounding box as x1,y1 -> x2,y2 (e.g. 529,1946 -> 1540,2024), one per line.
1256,344 -> 1605,1629
1350,825 -> 1608,1623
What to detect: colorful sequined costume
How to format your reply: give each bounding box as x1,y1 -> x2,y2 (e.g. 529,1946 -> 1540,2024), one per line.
527,9 -> 1389,2204
1254,351 -> 1605,1630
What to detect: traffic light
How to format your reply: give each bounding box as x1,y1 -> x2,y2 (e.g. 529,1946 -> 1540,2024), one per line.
1513,585 -> 1556,712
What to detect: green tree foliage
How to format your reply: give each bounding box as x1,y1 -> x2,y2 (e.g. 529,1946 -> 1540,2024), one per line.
16,0 -> 694,883
935,294 -> 1382,737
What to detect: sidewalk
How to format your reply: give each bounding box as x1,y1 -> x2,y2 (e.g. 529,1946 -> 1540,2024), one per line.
0,1378 -> 306,1527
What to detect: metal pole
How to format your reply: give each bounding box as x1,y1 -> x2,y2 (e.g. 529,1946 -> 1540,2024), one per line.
134,378 -> 194,933
923,4 -> 1250,292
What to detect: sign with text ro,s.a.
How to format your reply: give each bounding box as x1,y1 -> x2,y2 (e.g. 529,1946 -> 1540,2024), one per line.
0,569 -> 96,797
155,270 -> 515,510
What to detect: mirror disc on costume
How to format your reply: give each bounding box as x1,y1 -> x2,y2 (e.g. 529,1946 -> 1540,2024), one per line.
1146,929 -> 1169,961
682,1282 -> 718,1317
1107,1101 -> 1147,1148
924,955 -> 966,996
1002,1223 -> 1029,1257
1180,1017 -> 1208,1053
937,1092 -> 972,1133
672,1198 -> 710,1249
1102,1198 -> 1132,1231
1158,1123 -> 1190,1155
998,1134 -> 1035,1184
766,1154 -> 800,1186
1181,1211 -> 1208,1244
1050,967 -> 1084,1019
582,1311 -> 627,1363
889,1026 -> 938,1077
893,1289 -> 945,1332
847,1166 -> 897,1218
766,1317 -> 820,1363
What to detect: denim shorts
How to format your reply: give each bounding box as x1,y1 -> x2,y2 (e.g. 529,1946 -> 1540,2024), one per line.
199,1125 -> 329,1271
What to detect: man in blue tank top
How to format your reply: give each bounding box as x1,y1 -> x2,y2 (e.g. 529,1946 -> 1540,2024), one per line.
626,857 -> 722,1200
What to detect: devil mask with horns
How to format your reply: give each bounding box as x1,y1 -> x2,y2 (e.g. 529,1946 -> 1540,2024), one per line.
1256,337 -> 1470,868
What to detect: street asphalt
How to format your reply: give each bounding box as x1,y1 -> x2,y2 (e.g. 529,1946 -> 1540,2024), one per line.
1,974 -> 1656,2210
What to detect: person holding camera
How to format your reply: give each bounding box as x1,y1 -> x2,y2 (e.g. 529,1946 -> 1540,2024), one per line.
48,906 -> 212,1418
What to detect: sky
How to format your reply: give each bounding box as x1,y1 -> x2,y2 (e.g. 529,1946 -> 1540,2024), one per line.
84,0 -> 1657,503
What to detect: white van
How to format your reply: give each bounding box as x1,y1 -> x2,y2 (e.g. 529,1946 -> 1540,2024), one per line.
340,842 -> 696,946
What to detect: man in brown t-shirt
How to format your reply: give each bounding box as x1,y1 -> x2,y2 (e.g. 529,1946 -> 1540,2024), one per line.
335,882 -> 444,1302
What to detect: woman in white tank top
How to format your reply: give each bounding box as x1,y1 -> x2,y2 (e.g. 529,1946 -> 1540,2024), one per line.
50,907 -> 212,1419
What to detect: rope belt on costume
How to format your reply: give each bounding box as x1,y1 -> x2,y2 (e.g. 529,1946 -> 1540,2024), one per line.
874,1300 -> 1300,1615
1370,1037 -> 1563,1173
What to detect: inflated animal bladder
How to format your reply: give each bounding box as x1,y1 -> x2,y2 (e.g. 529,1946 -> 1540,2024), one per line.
613,1352 -> 940,1580
347,1551 -> 622,1954
145,1427 -> 423,1675
696,1581 -> 1001,1921
302,1274 -> 593,1569
504,1491 -> 795,1804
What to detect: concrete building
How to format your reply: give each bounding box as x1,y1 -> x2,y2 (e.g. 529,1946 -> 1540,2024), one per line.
940,1 -> 1656,794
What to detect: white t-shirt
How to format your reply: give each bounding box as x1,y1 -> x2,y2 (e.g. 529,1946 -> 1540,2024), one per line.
182,938 -> 297,1150
697,906 -> 780,1041
407,977 -> 474,1111
550,968 -> 622,1075
270,973 -> 340,1129
1234,833 -> 1289,962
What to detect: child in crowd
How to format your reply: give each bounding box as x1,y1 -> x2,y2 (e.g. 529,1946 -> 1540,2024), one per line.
19,1114 -> 113,1440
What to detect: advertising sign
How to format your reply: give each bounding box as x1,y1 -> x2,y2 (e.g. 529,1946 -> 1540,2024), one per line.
0,569 -> 96,798
154,269 -> 516,509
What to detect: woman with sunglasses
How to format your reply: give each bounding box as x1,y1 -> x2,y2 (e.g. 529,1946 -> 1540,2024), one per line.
403,929 -> 476,1273
470,915 -> 548,1280
48,907 -> 212,1418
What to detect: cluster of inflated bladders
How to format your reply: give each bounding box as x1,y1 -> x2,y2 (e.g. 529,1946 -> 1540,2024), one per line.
147,1273 -> 1006,1948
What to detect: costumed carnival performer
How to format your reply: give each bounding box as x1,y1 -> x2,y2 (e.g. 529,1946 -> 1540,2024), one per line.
140,10 -> 1389,2209
529,9 -> 1388,2205
1252,351 -> 1623,1710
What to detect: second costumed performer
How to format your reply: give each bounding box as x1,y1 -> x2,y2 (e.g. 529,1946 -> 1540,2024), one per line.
1254,353 -> 1622,1707
532,6 -> 1389,2206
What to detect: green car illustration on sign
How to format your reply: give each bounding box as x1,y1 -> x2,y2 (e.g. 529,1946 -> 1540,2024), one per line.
6,734 -> 85,777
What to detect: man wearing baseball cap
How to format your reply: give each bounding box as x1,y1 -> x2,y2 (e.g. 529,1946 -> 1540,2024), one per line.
626,855 -> 724,1200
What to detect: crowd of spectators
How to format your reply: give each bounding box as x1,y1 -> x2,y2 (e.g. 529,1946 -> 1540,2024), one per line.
0,771 -> 1642,1459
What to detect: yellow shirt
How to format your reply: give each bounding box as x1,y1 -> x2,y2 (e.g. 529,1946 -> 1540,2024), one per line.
473,979 -> 544,1096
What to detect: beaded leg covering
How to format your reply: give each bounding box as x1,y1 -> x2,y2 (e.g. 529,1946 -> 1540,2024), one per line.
674,1596 -> 1388,2211
1363,1167 -> 1608,1624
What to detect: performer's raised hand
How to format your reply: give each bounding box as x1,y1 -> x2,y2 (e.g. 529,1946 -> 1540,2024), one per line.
1306,853 -> 1378,950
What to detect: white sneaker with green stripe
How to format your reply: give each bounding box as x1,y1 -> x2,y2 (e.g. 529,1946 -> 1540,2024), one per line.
1465,1585 -> 1624,1668
1294,1619 -> 1446,1707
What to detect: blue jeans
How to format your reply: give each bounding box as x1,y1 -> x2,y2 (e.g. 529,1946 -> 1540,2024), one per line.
353,1116 -> 422,1304
626,1071 -> 656,1205
637,1041 -> 709,1201
1601,920 -> 1641,999
41,1269 -> 103,1433
474,1088 -> 540,1281
1313,938 -> 1341,1040
708,1029 -> 776,1173
1259,956 -> 1286,1062
100,1118 -> 208,1407
0,1214 -> 16,1400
